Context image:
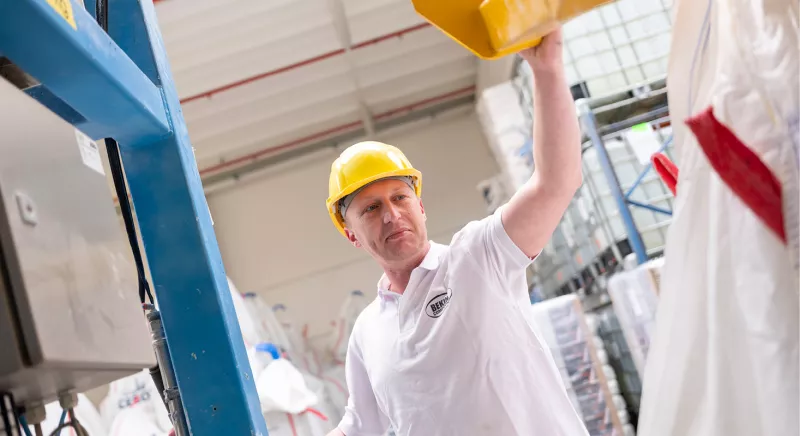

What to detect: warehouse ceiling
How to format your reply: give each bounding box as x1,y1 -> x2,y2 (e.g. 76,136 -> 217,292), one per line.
153,0 -> 504,184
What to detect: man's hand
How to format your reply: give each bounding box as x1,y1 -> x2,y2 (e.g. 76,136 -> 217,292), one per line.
501,25 -> 582,259
518,27 -> 564,73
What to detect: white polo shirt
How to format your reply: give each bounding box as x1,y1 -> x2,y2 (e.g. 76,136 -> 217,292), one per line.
338,209 -> 589,436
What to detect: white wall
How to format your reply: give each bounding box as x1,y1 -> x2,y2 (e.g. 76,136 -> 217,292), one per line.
206,109 -> 499,336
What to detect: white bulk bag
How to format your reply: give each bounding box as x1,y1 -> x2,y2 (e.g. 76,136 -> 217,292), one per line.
99,370 -> 172,434
108,407 -> 170,436
257,358 -> 318,415
264,410 -> 332,436
319,363 -> 348,419
325,291 -> 370,364
241,293 -> 293,352
637,0 -> 800,435
227,278 -> 269,348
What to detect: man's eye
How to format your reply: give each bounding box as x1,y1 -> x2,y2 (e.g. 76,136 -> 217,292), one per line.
365,204 -> 379,213
395,195 -> 407,201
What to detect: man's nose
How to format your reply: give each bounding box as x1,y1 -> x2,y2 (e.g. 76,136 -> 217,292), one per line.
383,202 -> 402,223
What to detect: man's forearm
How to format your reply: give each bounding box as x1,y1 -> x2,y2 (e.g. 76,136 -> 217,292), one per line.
530,66 -> 582,192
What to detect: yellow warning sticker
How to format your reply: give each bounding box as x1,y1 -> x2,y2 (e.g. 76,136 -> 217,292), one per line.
46,0 -> 77,30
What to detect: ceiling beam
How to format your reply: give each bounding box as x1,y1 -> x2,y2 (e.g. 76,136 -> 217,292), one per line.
326,0 -> 376,136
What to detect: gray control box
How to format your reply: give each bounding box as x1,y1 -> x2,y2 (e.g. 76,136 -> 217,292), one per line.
0,78 -> 155,405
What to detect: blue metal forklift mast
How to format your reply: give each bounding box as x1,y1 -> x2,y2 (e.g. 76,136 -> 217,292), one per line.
577,100 -> 649,265
0,1 -> 269,435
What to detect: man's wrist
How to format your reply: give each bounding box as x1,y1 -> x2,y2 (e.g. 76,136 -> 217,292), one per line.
528,62 -> 567,85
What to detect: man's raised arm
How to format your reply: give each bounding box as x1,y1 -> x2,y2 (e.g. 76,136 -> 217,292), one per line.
501,27 -> 583,258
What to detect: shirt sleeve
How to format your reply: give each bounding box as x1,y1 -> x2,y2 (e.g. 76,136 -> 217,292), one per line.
337,329 -> 390,436
450,205 -> 535,292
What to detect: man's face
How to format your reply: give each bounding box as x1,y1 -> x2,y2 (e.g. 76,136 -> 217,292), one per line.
343,179 -> 427,264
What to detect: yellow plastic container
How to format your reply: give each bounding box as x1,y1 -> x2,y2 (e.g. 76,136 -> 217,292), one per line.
411,0 -> 615,59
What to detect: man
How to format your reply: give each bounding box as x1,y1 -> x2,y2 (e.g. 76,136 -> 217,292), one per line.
324,28 -> 588,436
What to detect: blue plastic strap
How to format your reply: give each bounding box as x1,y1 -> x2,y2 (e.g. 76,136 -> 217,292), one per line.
255,343 -> 281,360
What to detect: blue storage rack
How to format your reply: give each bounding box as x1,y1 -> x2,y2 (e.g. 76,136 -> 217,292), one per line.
577,86 -> 673,266
0,1 -> 268,434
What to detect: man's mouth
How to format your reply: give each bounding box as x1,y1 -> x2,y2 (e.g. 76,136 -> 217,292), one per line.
386,229 -> 410,241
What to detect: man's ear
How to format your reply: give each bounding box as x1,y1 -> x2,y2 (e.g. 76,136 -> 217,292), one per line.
419,199 -> 427,221
344,228 -> 361,248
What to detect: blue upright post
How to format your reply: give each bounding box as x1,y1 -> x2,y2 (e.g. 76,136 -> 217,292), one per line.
577,100 -> 648,265
0,1 -> 268,434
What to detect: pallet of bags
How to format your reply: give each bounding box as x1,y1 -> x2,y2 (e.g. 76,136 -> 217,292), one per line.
606,258 -> 662,377
530,295 -> 629,436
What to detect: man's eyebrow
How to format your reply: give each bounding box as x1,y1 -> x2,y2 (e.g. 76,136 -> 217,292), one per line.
359,186 -> 410,203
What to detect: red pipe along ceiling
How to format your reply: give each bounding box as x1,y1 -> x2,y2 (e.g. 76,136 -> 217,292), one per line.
198,84 -> 476,176
180,22 -> 432,104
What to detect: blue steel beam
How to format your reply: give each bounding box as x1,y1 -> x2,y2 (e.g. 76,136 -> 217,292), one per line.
626,199 -> 673,216
577,100 -> 649,265
0,0 -> 169,143
110,1 -> 268,434
623,135 -> 673,199
0,0 -> 268,434
624,164 -> 653,199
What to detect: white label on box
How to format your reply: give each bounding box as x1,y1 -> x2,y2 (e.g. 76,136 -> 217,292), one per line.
75,130 -> 105,175
624,123 -> 663,166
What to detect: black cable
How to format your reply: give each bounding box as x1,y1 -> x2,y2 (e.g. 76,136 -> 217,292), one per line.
47,422 -> 82,436
94,0 -> 108,32
0,393 -> 12,436
105,139 -> 154,305
91,0 -> 153,306
67,410 -> 87,436
0,392 -> 23,436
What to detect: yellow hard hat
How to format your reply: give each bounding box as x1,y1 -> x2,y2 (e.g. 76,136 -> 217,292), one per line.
326,141 -> 422,237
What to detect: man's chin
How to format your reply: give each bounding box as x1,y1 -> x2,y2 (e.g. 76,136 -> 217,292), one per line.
382,241 -> 423,261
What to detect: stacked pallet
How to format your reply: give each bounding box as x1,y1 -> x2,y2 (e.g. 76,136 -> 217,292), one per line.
531,295 -> 631,436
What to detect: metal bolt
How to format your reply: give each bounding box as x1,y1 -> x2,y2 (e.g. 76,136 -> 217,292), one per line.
14,191 -> 37,226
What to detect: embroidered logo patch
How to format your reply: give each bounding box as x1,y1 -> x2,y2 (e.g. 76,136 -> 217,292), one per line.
425,289 -> 452,318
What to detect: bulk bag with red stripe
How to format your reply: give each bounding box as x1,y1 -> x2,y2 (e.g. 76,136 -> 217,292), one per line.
637,0 -> 799,435
325,290 -> 370,365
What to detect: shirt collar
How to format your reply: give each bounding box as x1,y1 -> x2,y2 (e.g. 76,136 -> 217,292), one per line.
377,242 -> 446,296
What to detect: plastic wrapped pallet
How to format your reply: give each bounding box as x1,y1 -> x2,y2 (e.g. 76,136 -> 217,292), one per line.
637,0 -> 800,434
606,258 -> 662,375
476,81 -> 534,192
530,295 -> 625,436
